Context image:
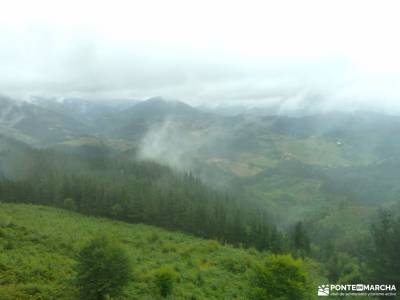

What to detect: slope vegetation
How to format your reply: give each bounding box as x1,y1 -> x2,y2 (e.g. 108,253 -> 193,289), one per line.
0,204 -> 322,299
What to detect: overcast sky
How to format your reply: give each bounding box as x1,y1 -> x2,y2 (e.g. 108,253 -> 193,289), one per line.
1,0 -> 400,112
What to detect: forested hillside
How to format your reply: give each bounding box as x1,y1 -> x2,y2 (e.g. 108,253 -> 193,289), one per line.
0,141 -> 283,252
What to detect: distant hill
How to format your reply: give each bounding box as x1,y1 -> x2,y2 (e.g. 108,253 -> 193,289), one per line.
104,97 -> 218,140
3,95 -> 400,189
271,111 -> 400,159
271,111 -> 400,139
121,97 -> 204,120
31,96 -> 138,128
0,96 -> 91,145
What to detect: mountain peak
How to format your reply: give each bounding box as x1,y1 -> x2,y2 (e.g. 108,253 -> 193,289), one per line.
142,97 -> 191,108
130,97 -> 196,114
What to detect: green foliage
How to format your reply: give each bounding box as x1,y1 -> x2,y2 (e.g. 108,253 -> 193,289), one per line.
0,215 -> 77,299
0,203 -> 307,299
76,235 -> 131,300
291,221 -> 310,257
0,211 -> 11,227
251,254 -> 309,300
153,266 -> 177,297
367,211 -> 400,287
326,252 -> 362,284
63,198 -> 77,211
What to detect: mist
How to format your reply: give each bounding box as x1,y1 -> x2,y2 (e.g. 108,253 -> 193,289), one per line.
136,117 -> 227,171
136,120 -> 197,171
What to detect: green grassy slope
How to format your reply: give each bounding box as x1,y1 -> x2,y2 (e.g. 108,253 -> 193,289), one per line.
0,204 -> 323,300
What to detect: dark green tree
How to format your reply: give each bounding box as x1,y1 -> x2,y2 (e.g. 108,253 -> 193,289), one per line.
291,221 -> 310,257
367,211 -> 400,287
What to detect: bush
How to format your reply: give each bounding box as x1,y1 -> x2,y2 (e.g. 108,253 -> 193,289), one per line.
148,231 -> 160,243
76,235 -> 131,300
153,266 -> 177,297
0,212 -> 11,227
251,254 -> 309,300
63,198 -> 77,211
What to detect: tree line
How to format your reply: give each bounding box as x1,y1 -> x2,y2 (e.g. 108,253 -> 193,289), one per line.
0,147 -> 286,252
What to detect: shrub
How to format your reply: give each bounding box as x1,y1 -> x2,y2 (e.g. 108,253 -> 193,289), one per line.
63,198 -> 77,211
0,212 -> 11,227
75,235 -> 131,300
153,266 -> 177,297
147,232 -> 160,243
251,254 -> 309,300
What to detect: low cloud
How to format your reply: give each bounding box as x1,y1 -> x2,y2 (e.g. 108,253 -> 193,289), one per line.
136,119 -> 199,171
1,1 -> 400,113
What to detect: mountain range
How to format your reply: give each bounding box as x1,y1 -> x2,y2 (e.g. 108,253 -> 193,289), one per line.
2,95 -> 400,221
